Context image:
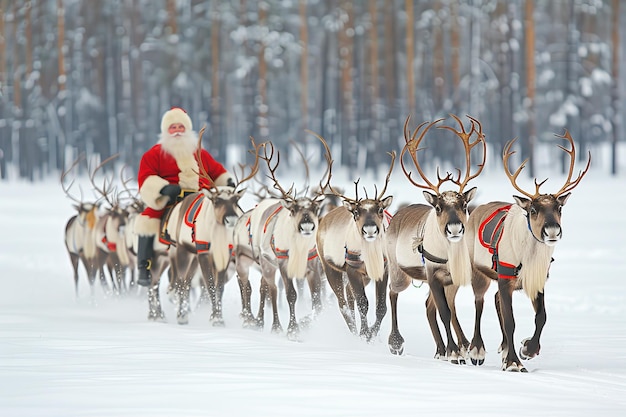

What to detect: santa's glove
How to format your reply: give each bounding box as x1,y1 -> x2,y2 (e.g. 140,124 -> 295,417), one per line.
160,184 -> 182,202
226,178 -> 236,188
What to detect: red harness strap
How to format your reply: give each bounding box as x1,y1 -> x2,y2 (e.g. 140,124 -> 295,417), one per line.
477,204 -> 521,280
101,236 -> 117,252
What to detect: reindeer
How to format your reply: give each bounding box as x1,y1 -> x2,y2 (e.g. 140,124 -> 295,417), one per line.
163,134 -> 263,325
90,155 -> 133,296
315,137 -> 395,341
466,131 -> 590,372
232,139 -> 327,339
117,166 -> 146,291
386,115 -> 486,363
62,157 -> 105,300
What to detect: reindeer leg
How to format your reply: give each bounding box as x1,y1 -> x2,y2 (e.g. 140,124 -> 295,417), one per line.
388,290 -> 404,355
69,252 -> 81,298
198,253 -> 222,326
174,251 -> 195,325
83,256 -> 98,305
281,275 -> 299,340
235,255 -> 255,327
97,249 -> 111,297
306,259 -> 323,316
425,292 -> 447,359
147,257 -> 166,321
213,268 -> 229,327
520,291 -> 546,360
260,259 -> 281,333
368,273 -> 388,341
429,269 -> 461,364
267,277 -> 282,334
345,266 -> 370,339
256,279 -> 268,329
497,279 -> 526,372
469,267 -> 492,365
324,265 -> 356,334
446,284 -> 469,362
494,290 -> 507,355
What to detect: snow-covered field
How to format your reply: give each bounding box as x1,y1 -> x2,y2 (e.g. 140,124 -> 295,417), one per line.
1,162 -> 625,416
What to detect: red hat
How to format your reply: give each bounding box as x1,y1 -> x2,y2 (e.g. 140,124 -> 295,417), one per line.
160,107 -> 192,134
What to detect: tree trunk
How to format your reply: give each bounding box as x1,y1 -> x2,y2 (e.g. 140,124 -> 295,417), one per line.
610,0 -> 620,175
524,0 -> 536,177
405,0 -> 414,115
299,0 -> 308,130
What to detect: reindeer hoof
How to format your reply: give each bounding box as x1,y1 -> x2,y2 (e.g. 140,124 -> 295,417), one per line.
502,361 -> 527,372
389,345 -> 404,356
287,329 -> 300,342
469,346 -> 486,366
519,337 -> 538,360
148,311 -> 166,322
448,352 -> 465,365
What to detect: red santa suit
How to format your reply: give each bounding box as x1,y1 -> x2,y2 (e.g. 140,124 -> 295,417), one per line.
134,107 -> 232,237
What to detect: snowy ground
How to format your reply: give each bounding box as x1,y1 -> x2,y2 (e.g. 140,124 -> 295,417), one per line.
1,163 -> 625,416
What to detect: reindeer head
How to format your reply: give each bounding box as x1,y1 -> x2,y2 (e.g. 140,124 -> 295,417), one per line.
61,156 -> 100,229
400,114 -> 486,243
204,187 -> 246,228
261,141 -> 325,238
342,189 -> 394,242
503,131 -> 590,246
309,129 -> 395,243
197,132 -> 264,229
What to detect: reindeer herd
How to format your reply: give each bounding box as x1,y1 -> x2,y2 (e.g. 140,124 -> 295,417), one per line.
61,115 -> 590,373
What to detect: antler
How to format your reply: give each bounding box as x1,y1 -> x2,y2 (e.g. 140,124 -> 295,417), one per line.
193,126 -> 216,191
502,138 -> 544,199
438,114 -> 487,192
375,151 -> 396,200
303,129 -> 337,201
234,136 -> 265,187
260,141 -> 297,203
118,164 -> 143,208
553,130 -> 591,198
400,116 -> 453,194
60,155 -> 85,204
306,129 -> 357,204
89,154 -> 120,207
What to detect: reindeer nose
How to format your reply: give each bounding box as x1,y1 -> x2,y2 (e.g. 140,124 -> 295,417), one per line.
362,224 -> 379,241
224,215 -> 238,228
542,224 -> 562,246
446,222 -> 464,241
299,222 -> 315,235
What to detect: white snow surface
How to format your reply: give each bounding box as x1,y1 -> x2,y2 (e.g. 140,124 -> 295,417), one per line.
1,170 -> 625,416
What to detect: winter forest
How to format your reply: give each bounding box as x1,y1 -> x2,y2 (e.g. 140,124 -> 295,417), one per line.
0,0 -> 623,182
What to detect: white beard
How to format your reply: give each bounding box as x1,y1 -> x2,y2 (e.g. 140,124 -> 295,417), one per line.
159,130 -> 198,161
158,130 -> 200,190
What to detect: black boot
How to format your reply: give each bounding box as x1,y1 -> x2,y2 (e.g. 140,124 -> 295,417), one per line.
137,235 -> 155,287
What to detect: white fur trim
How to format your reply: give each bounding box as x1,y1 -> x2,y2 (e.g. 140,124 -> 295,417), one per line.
134,215 -> 161,237
214,171 -> 234,186
140,175 -> 170,210
161,108 -> 193,134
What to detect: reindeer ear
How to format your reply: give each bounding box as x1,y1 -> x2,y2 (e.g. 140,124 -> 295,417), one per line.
313,193 -> 326,203
235,189 -> 246,198
381,196 -> 393,209
343,200 -> 356,212
280,199 -> 295,211
464,186 -> 477,203
513,195 -> 531,210
423,191 -> 437,207
556,192 -> 571,206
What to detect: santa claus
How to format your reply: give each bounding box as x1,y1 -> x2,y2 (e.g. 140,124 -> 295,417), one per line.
134,107 -> 234,287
